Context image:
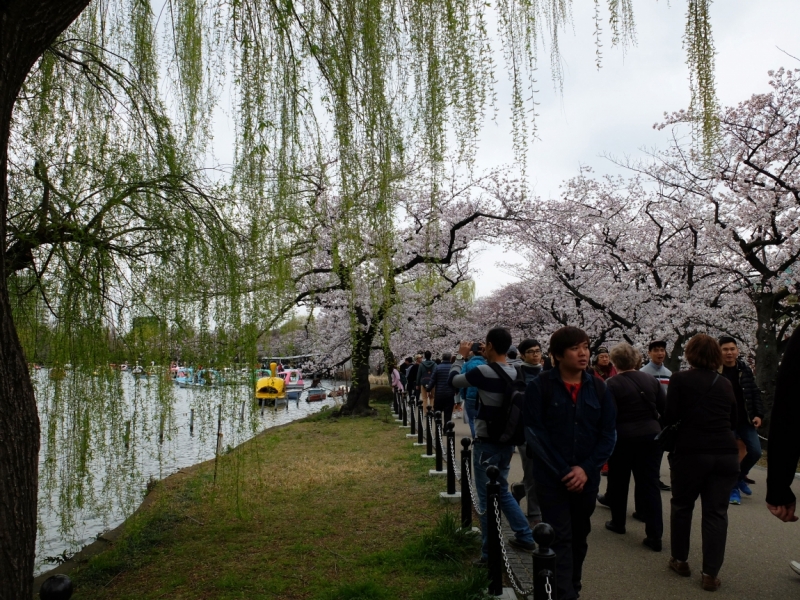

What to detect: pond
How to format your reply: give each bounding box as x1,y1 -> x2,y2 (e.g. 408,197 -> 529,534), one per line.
34,368 -> 343,575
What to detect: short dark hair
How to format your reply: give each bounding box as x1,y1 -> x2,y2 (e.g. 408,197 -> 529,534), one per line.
404,356 -> 413,363
549,327 -> 590,364
470,342 -> 483,355
507,348 -> 518,359
648,340 -> 667,351
442,352 -> 452,362
424,350 -> 432,359
718,336 -> 737,347
518,338 -> 541,354
685,334 -> 723,370
486,327 -> 512,355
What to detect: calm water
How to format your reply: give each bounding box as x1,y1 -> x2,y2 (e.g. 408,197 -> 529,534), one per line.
34,369 -> 341,575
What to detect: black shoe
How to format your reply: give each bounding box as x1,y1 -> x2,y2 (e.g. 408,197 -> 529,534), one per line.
605,520 -> 626,534
632,511 -> 646,522
643,537 -> 662,552
508,537 -> 535,553
597,493 -> 610,507
744,476 -> 756,485
511,482 -> 526,504
658,480 -> 671,491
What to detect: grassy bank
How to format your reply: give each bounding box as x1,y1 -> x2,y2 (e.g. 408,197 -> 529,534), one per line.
68,399 -> 488,599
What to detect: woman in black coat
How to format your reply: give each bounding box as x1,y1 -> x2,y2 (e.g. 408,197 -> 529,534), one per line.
602,342 -> 666,551
664,334 -> 738,592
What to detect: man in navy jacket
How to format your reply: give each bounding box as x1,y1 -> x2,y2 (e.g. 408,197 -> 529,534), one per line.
524,326 -> 617,600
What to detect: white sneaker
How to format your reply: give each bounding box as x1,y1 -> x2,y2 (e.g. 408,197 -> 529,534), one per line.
790,561 -> 800,576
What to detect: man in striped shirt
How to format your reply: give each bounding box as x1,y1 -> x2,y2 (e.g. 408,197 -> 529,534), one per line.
449,327 -> 535,565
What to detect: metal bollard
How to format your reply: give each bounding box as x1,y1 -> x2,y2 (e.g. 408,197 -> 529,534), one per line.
410,396 -> 416,435
40,574 -> 73,599
486,465 -> 503,596
417,401 -> 424,444
460,437 -> 472,529
393,390 -> 399,415
434,411 -> 443,472
511,482 -> 526,505
532,522 -> 558,599
426,407 -> 434,456
402,394 -> 408,427
445,421 -> 456,494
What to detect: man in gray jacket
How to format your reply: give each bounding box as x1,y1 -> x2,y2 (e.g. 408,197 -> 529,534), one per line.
640,340 -> 672,492
448,328 -> 534,565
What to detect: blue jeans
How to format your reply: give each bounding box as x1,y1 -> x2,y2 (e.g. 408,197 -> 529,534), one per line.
736,423 -> 762,480
473,441 -> 533,559
464,396 -> 478,438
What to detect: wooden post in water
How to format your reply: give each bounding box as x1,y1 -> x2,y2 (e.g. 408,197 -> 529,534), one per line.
189,409 -> 194,436
124,421 -> 131,450
214,404 -> 223,483
240,401 -> 245,421
159,414 -> 165,444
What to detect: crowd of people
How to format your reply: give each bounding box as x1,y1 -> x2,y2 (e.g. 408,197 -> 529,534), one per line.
387,325 -> 800,598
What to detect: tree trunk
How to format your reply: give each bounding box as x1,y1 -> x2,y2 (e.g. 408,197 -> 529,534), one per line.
665,333 -> 687,374
0,2 -> 92,596
753,293 -> 781,434
339,326 -> 375,416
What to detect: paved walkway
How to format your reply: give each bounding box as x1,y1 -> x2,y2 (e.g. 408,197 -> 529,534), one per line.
442,412 -> 800,599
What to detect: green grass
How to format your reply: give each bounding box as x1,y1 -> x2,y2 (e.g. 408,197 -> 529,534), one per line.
69,405 -> 485,599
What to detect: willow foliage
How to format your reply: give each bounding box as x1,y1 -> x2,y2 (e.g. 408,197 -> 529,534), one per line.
7,1 -> 719,366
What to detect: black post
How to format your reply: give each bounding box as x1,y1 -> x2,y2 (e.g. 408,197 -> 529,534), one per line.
532,523 -> 558,599
460,437 -> 472,529
512,482 -> 526,505
486,464 -> 502,596
393,390 -> 399,415
425,407 -> 434,456
434,411 -> 443,472
417,401 -> 424,444
189,408 -> 194,436
39,574 -> 73,599
445,421 -> 456,494
402,394 -> 408,427
214,404 -> 222,483
410,396 -> 416,435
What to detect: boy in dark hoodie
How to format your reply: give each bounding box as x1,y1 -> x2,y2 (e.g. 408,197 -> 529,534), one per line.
417,350 -> 437,414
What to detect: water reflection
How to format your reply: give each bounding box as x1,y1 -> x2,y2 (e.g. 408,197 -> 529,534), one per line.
34,369 -> 340,574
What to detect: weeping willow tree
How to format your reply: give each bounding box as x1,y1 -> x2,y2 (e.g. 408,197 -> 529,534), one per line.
0,0 -> 721,595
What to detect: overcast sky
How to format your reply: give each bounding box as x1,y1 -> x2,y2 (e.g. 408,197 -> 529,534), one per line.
468,0 -> 800,297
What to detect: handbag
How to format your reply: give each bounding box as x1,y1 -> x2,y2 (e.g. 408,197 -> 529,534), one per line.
655,373 -> 719,453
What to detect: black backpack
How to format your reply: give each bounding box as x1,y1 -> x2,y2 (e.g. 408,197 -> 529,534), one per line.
482,362 -> 527,446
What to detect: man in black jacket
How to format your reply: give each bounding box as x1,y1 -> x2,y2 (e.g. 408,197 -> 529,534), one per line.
766,325 -> 800,577
718,337 -> 765,504
425,353 -> 457,424
406,355 -> 422,403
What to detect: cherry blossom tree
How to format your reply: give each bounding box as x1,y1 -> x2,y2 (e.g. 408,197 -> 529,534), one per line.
644,67 -> 800,406
266,170 -> 528,414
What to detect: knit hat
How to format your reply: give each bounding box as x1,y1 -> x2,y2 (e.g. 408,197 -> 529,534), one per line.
596,346 -> 609,355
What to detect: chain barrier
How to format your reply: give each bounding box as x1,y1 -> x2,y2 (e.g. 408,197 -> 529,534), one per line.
493,497 -> 534,596
545,575 -> 554,600
449,437 -> 461,480
437,426 -> 444,454
463,461 -> 485,516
